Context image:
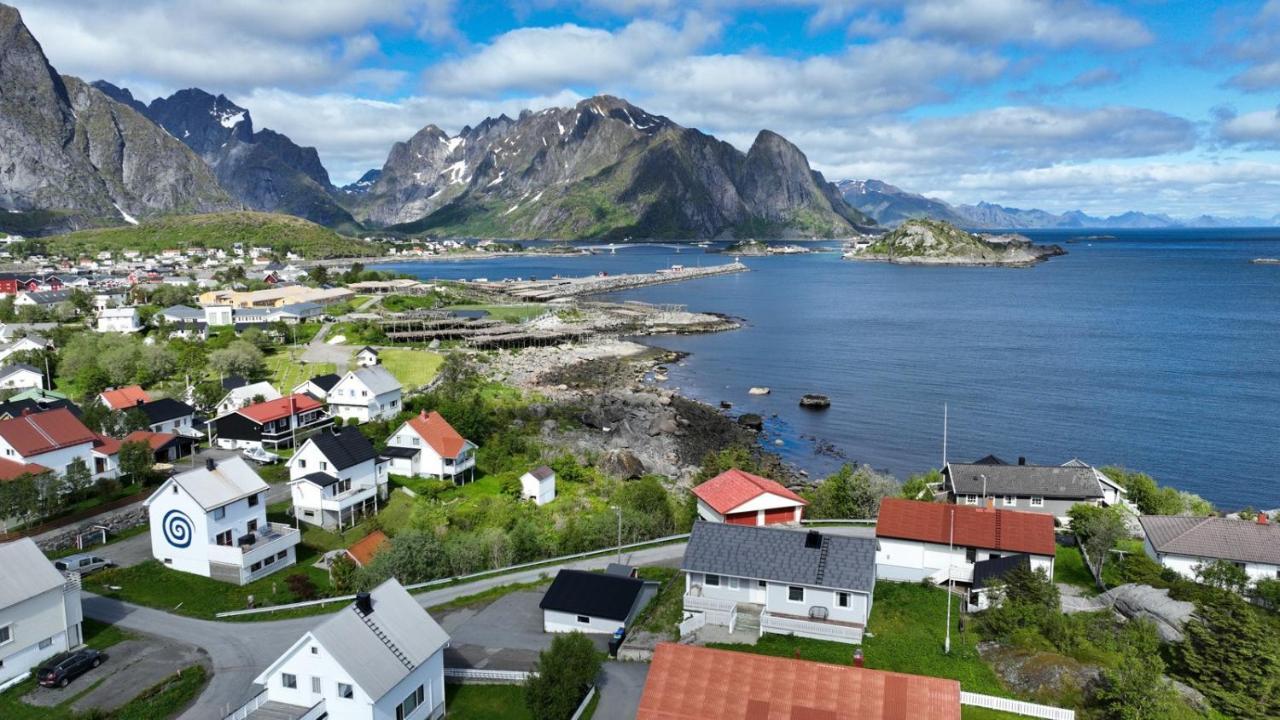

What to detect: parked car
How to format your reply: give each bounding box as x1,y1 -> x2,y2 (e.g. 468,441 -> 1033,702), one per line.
53,553 -> 114,576
242,445 -> 281,464
38,649 -> 107,688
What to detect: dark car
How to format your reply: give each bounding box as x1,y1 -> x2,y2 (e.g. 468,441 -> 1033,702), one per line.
37,649 -> 106,688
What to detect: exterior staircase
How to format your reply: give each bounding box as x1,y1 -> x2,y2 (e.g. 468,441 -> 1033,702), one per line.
735,603 -> 762,634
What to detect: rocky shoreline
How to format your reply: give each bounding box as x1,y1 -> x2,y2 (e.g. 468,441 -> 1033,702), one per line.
845,219 -> 1066,267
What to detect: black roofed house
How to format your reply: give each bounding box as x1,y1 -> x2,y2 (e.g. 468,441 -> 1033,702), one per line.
681,522 -> 877,644
1139,514 -> 1280,589
942,457 -> 1127,523
292,373 -> 342,401
355,346 -> 380,367
540,568 -> 647,634
967,553 -> 1031,611
134,397 -> 198,436
285,427 -> 389,530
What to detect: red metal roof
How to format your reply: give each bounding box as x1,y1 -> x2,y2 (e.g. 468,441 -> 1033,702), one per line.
346,530 -> 390,567
0,408 -> 97,458
238,394 -> 323,423
638,643 -> 961,720
0,457 -> 50,481
875,498 -> 1056,557
99,385 -> 151,410
92,434 -> 122,456
405,411 -> 466,458
122,430 -> 177,452
692,468 -> 807,514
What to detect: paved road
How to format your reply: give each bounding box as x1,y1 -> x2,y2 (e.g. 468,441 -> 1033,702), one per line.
596,661 -> 650,720
300,322 -> 352,370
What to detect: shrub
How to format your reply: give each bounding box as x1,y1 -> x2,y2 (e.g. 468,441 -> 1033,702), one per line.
284,573 -> 318,601
524,632 -> 602,720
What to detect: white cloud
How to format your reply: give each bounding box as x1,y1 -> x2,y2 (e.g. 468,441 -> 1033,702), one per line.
902,0 -> 1152,49
1215,107 -> 1280,149
1223,0 -> 1280,91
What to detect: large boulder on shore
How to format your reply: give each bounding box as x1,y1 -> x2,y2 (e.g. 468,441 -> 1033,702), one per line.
602,449 -> 646,479
1098,584 -> 1195,643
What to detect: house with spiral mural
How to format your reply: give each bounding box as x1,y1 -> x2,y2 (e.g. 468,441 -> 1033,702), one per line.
144,456 -> 301,585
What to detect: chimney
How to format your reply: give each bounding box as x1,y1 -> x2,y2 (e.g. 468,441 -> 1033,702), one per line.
205,458 -> 216,471
804,530 -> 822,549
1018,456 -> 1026,466
356,592 -> 373,615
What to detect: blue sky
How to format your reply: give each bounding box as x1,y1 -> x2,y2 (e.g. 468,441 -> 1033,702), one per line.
13,0 -> 1280,217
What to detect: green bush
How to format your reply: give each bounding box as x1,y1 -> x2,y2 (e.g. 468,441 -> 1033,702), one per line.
524,632 -> 602,720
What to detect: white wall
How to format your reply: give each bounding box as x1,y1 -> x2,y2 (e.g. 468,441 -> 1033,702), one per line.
543,609 -> 625,635
373,649 -> 445,720
0,587 -> 77,685
0,439 -> 96,479
763,582 -> 870,626
695,499 -> 725,523
148,481 -> 214,577
521,474 -> 555,505
876,538 -> 1053,581
0,369 -> 43,390
1146,540 -> 1280,585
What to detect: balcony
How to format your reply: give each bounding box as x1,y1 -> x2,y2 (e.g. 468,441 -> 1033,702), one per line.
317,482 -> 380,511
760,609 -> 864,644
208,523 -> 301,568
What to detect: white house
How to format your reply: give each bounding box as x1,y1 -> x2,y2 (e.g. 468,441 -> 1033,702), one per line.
354,347 -> 379,367
874,498 -> 1056,585
1139,514 -> 1280,587
0,408 -> 98,480
95,306 -> 142,333
292,373 -> 341,401
0,539 -> 84,689
692,468 -> 807,526
245,579 -> 449,720
540,569 -> 646,634
287,428 -> 389,530
144,457 -> 300,585
681,523 -> 877,644
204,305 -> 234,327
0,335 -> 48,365
0,363 -> 44,391
383,411 -> 476,484
327,366 -> 403,423
520,466 -> 556,505
216,381 -> 283,416
967,554 -> 1035,612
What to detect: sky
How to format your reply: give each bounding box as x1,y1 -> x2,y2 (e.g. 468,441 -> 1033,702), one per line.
12,0 -> 1280,218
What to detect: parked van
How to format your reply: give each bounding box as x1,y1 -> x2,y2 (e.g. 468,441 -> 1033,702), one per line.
53,553 -> 113,575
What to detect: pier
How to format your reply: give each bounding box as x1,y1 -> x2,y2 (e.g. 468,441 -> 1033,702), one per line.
472,261 -> 748,301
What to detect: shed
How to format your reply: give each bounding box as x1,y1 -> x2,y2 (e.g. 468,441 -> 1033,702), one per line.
520,465 -> 556,505
539,569 -> 646,634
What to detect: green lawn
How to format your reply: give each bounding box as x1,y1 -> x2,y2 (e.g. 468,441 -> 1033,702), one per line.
82,617 -> 133,651
445,683 -> 532,720
632,567 -> 683,639
1053,544 -> 1098,595
447,304 -> 547,323
111,666 -> 208,720
292,492 -> 414,552
379,348 -> 444,389
264,351 -> 337,393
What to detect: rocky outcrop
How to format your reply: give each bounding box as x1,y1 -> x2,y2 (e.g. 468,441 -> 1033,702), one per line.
0,4 -> 232,233
355,95 -> 873,239
1098,584 -> 1195,643
979,642 -> 1102,701
848,219 -> 1065,267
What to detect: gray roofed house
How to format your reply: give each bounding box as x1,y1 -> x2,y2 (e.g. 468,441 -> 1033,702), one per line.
681,522 -> 876,644
158,305 -> 205,323
1140,515 -> 1280,584
0,537 -> 66,610
942,459 -> 1123,521
0,538 -> 84,686
328,365 -> 403,423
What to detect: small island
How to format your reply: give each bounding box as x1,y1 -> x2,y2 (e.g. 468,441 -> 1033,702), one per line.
1251,258 -> 1280,265
719,239 -> 813,256
844,219 -> 1066,267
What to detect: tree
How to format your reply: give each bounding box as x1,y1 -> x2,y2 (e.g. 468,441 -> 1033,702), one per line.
1092,620 -> 1187,720
119,441 -> 157,484
1177,591 -> 1280,718
436,352 -> 477,394
803,464 -> 895,519
62,458 -> 93,498
975,565 -> 1060,639
307,265 -> 330,285
1254,578 -> 1280,611
121,408 -> 152,434
1069,503 -> 1127,591
524,632 -> 602,720
329,553 -> 358,593
900,469 -> 940,501
208,340 -> 265,379
1195,559 -> 1250,594
361,531 -> 448,586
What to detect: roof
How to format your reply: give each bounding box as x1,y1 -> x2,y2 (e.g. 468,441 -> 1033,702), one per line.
1139,515 -> 1280,566
875,498 -> 1056,557
0,538 -> 66,611
527,465 -> 554,480
338,365 -> 401,396
137,398 -> 195,424
222,375 -> 249,390
306,427 -> 378,470
0,408 -> 97,457
539,569 -> 645,621
237,394 -> 323,423
307,579 -> 450,700
0,457 -> 50,481
692,468 -> 807,514
357,346 -> 378,355
682,522 -> 876,592
0,398 -> 79,420
220,381 -> 282,406
298,373 -> 341,393
122,430 -> 178,451
100,385 -> 151,410
22,289 -> 72,304
403,411 -> 467,458
380,446 -> 420,459
0,363 -> 41,380
296,471 -> 341,488
276,301 -> 322,315
149,456 -> 266,511
972,553 -> 1032,590
638,643 -> 961,720
92,434 -> 121,456
160,305 -> 203,321
945,462 -> 1103,500
346,530 -> 389,567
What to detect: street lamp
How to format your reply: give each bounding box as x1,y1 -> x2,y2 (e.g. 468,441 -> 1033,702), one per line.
610,505 -> 622,565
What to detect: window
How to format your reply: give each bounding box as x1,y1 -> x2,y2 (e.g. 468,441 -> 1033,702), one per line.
248,493 -> 260,507
297,459 -> 306,468
264,555 -> 275,566
965,547 -> 977,563
311,676 -> 321,694
787,586 -> 804,603
704,573 -> 720,587
38,637 -> 53,650
577,615 -> 590,624
836,592 -> 850,608
396,685 -> 426,720
277,551 -> 288,560
251,562 -> 262,572
1030,496 -> 1044,507
411,437 -> 420,446
338,683 -> 354,699
728,577 -> 740,590
246,519 -> 258,534
282,673 -> 297,689
1002,496 -> 1016,507
216,530 -> 233,546
320,461 -> 328,471
213,506 -> 226,521
2,623 -> 17,645
310,646 -> 318,655
989,553 -> 999,561
757,580 -> 767,588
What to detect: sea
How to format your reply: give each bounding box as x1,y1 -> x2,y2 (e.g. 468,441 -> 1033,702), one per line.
379,229 -> 1280,510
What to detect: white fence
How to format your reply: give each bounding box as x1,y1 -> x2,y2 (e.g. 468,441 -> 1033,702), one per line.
683,593 -> 736,630
570,686 -> 597,720
222,689 -> 268,720
678,611 -> 706,636
759,611 -> 863,644
961,692 -> 1076,720
444,668 -> 533,683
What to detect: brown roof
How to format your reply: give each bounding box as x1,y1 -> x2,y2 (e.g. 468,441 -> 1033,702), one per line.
0,457 -> 50,481
92,434 -> 122,456
123,430 -> 177,452
0,408 -> 97,457
637,644 -> 961,720
1140,514 -> 1280,566
692,468 -> 807,514
405,411 -> 467,458
346,530 -> 390,567
238,394 -> 323,423
100,385 -> 151,410
876,498 -> 1056,557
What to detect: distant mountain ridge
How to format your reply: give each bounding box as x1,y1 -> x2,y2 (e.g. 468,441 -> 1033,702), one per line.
354,96 -> 871,239
838,179 -> 1280,229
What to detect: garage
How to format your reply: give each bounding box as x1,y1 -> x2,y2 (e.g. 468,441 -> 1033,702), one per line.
726,511 -> 758,526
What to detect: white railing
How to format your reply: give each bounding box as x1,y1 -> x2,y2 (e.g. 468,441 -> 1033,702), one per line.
222,689 -> 269,720
298,699 -> 327,720
683,593 -> 737,629
678,611 -> 706,636
444,668 -> 532,683
760,611 -> 863,644
960,692 -> 1076,720
570,686 -> 597,720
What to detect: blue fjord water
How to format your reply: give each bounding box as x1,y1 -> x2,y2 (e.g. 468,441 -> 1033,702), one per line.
382,229 -> 1280,509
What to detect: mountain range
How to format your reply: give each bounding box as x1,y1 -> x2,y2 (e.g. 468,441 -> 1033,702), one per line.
838,179 -> 1280,230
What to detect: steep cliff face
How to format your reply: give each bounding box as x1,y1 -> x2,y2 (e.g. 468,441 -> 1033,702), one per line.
0,4 -> 231,232
357,96 -> 872,238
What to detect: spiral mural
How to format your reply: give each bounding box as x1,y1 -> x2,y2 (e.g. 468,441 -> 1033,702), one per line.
162,509 -> 194,548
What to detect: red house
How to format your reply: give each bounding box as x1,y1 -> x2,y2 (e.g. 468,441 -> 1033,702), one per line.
692,468 -> 807,526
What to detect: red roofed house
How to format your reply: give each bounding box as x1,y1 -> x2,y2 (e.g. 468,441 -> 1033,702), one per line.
122,430 -> 196,463
875,497 -> 1055,586
637,643 -> 961,720
693,468 -> 806,526
345,529 -> 389,568
0,408 -> 101,480
211,394 -> 332,451
0,456 -> 50,481
383,410 -> 476,484
98,385 -> 151,411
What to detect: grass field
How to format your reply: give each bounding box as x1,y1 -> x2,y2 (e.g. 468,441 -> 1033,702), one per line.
444,683 -> 532,720
632,567 -> 683,639
379,348 -> 444,389
1054,544 -> 1098,594
447,304 -> 547,323
265,352 -> 337,393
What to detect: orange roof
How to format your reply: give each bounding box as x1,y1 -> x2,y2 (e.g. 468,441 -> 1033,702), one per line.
238,394 -> 323,423
122,430 -> 177,451
100,385 -> 151,410
692,468 -> 807,514
638,644 -> 960,720
0,408 -> 98,457
92,434 -> 122,456
406,411 -> 467,458
346,530 -> 390,567
0,457 -> 51,481
876,498 -> 1056,557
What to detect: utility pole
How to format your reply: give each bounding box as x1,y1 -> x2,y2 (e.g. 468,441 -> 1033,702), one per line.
942,402 -> 948,467
945,505 -> 955,654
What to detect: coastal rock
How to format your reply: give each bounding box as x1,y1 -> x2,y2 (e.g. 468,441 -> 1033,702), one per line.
737,413 -> 764,431
1097,584 -> 1195,643
979,642 -> 1102,700
602,449 -> 646,479
748,387 -> 771,395
799,394 -> 831,409
847,219 -> 1065,267
648,416 -> 679,436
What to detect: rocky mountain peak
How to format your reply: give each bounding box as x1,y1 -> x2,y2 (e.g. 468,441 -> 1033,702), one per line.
145,88 -> 254,160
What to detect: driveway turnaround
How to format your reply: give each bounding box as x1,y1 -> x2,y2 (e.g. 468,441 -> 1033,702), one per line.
23,637 -> 208,714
